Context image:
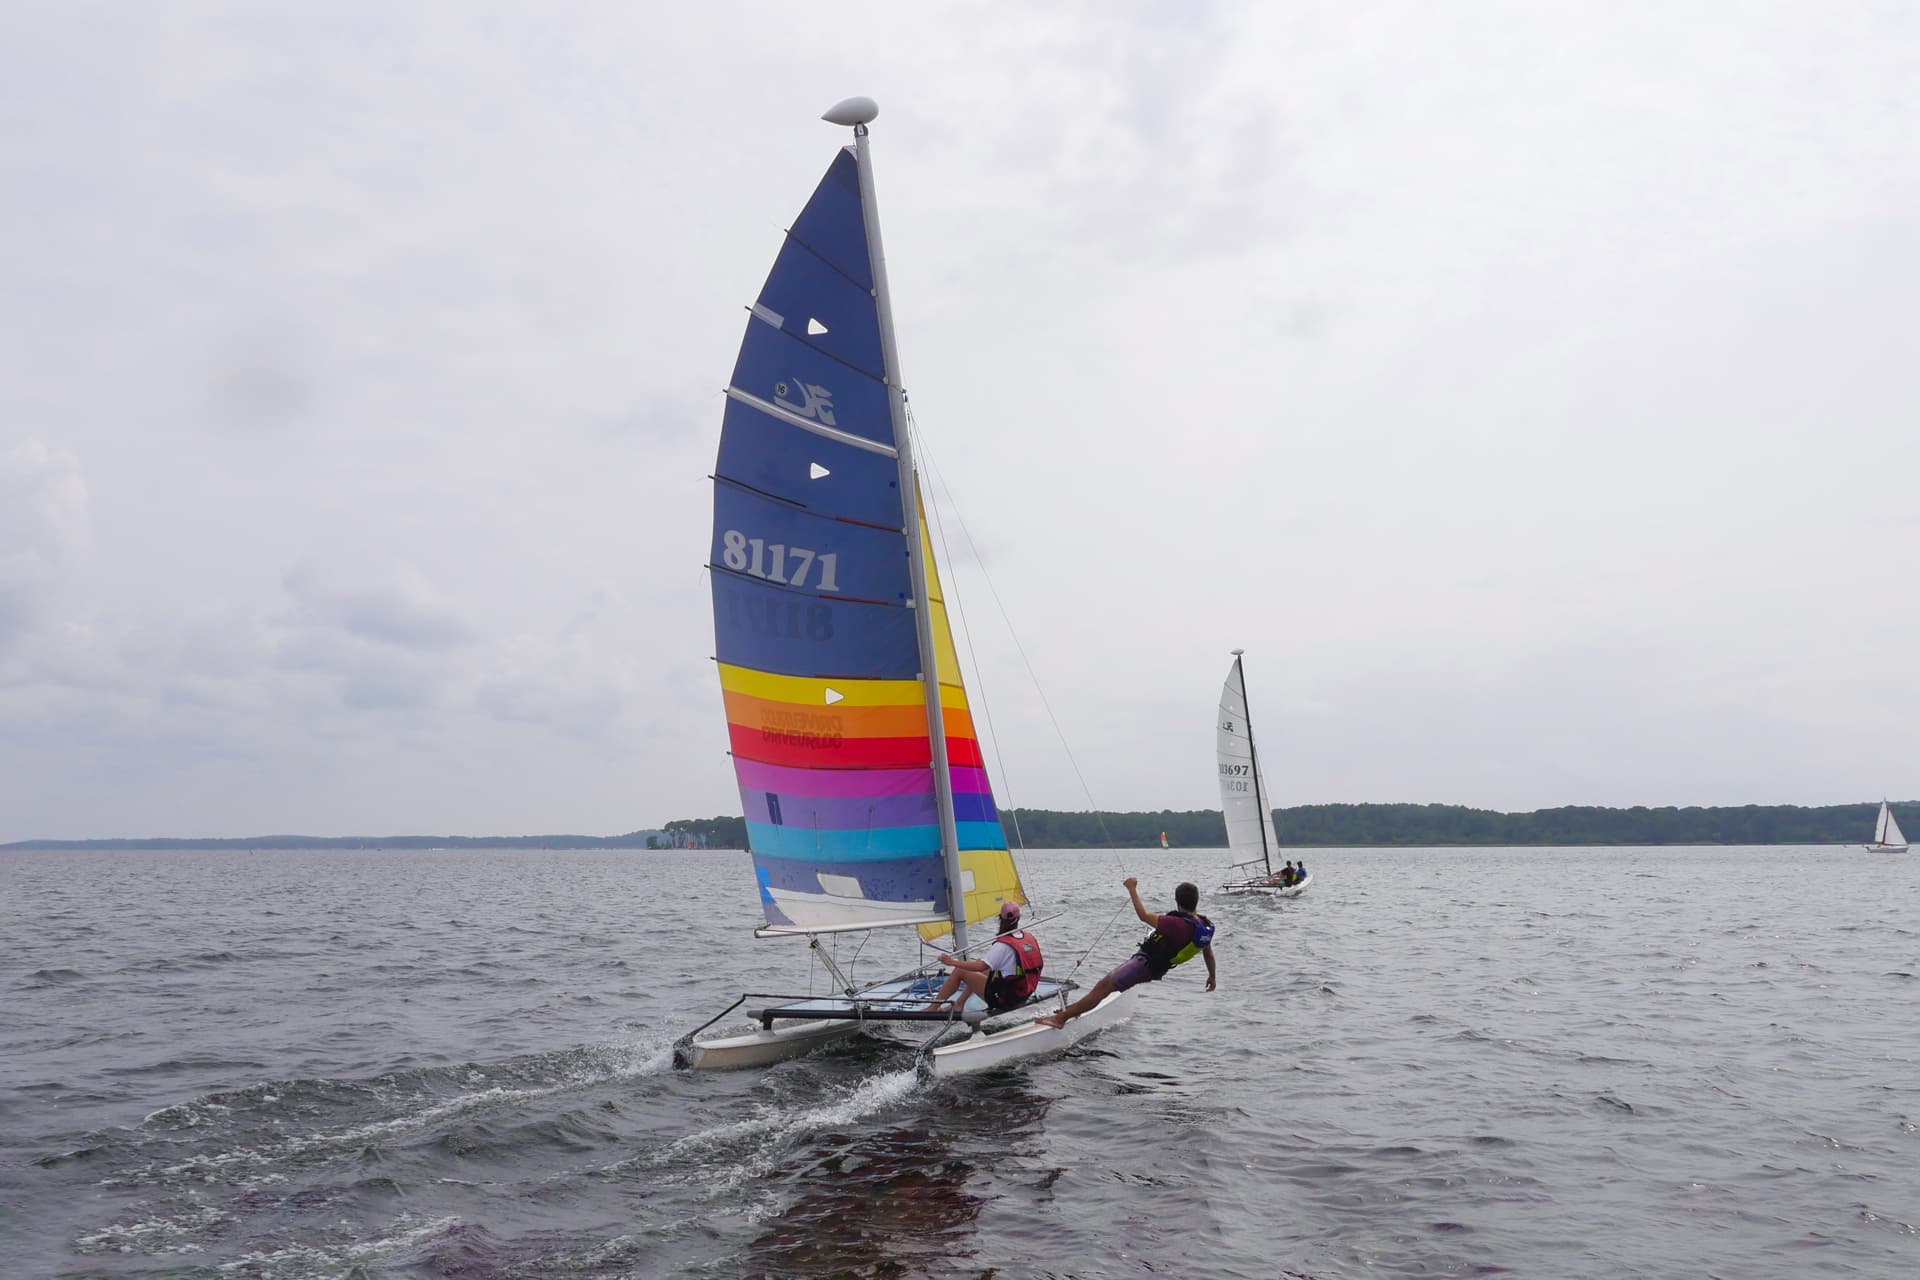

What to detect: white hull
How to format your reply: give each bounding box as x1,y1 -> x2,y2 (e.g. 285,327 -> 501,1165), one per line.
927,991 -> 1130,1077
676,1020 -> 863,1071
677,973 -> 1078,1070
1220,872 -> 1311,897
1863,842 -> 1909,853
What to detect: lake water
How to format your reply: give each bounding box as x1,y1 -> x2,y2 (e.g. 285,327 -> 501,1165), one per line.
2,844 -> 1915,1278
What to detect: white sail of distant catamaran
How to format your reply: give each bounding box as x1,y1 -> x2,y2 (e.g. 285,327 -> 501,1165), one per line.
1865,800 -> 1908,853
1216,650 -> 1308,897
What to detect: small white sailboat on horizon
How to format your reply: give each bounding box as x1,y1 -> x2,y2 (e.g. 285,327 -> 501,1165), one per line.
1216,650 -> 1309,897
1865,800 -> 1908,853
676,97 -> 1128,1075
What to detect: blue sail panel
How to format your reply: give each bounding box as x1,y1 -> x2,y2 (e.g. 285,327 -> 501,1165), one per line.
748,822 -> 940,859
788,149 -> 872,289
730,318 -> 893,447
716,398 -> 903,527
711,573 -> 920,679
754,239 -> 884,380
711,482 -> 908,605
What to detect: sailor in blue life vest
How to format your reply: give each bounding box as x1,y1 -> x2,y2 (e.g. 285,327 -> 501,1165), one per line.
1035,877 -> 1215,1029
924,901 -> 1044,1016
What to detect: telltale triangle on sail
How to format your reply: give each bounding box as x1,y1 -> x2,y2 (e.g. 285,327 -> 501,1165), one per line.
675,99 -> 1126,1073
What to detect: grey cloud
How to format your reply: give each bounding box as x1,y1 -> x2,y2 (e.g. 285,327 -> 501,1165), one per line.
3,4 -> 1918,841
284,566 -> 473,652
0,441 -> 86,654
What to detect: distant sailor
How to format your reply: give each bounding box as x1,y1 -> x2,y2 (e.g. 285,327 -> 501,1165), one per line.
1035,877 -> 1215,1028
1265,860 -> 1296,888
925,901 -> 1044,1016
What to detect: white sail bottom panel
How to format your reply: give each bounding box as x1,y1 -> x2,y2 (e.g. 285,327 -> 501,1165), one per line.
1217,660 -> 1279,866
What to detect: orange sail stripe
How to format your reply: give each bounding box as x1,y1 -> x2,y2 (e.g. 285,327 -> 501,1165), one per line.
724,690 -> 981,748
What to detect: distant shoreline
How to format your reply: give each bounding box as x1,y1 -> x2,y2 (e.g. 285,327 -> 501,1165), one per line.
5,799 -> 1908,852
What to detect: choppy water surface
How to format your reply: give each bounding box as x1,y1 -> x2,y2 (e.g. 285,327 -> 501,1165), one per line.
2,845 -> 1915,1278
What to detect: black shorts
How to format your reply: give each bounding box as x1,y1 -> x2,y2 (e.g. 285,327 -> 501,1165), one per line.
982,971 -> 1025,1012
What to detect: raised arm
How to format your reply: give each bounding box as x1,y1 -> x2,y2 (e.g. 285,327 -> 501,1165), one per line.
1124,876 -> 1157,925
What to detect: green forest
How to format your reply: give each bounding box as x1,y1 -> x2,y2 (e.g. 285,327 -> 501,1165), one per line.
7,803 -> 1904,852
988,801 -> 1908,848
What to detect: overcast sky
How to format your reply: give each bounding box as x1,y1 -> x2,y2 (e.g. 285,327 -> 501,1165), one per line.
3,2 -> 1916,841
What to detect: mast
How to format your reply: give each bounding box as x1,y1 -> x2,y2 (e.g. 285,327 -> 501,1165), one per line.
835,99 -> 969,951
1233,648 -> 1274,877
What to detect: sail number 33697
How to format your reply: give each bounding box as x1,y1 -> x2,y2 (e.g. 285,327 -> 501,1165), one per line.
721,531 -> 841,591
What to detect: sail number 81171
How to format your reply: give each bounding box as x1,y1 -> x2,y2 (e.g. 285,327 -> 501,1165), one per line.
720,531 -> 841,591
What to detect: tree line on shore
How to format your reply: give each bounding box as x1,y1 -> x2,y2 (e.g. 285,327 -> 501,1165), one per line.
11,802 -> 1901,852
997,801 -> 1907,848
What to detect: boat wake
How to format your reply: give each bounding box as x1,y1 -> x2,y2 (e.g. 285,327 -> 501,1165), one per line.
615,1065 -> 925,1200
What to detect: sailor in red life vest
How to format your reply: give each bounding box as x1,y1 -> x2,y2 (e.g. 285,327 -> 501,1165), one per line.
1035,877 -> 1215,1029
924,901 -> 1044,1016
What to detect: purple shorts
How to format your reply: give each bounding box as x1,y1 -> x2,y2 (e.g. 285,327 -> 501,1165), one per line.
1108,954 -> 1157,992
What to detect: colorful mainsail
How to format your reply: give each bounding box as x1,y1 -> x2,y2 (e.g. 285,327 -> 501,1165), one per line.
710,141 -> 1023,938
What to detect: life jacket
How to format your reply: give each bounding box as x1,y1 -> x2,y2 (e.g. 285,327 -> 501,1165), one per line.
1137,909 -> 1215,978
994,929 -> 1044,1000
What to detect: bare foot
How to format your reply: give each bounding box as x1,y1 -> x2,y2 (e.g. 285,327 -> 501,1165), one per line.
1035,1012 -> 1067,1029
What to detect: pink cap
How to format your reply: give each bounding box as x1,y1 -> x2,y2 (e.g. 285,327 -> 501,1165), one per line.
997,900 -> 1021,922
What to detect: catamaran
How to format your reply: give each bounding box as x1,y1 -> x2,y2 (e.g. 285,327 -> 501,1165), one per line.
676,98 -> 1127,1074
1865,800 -> 1908,853
1215,650 -> 1308,896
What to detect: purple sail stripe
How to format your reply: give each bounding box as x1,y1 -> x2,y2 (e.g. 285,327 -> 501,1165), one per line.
741,787 -> 938,830
733,758 -> 934,800
950,766 -> 994,795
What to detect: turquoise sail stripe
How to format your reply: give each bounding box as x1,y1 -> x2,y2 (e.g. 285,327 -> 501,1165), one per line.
748,820 -> 1006,860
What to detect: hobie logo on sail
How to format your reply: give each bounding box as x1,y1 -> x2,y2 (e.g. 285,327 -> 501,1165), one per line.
774,378 -> 837,426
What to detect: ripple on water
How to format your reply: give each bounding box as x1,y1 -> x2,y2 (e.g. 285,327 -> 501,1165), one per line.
6,844 -> 1919,1279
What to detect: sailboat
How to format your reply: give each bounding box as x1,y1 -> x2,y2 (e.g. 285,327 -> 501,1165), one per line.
1215,650 -> 1308,896
1865,800 -> 1908,853
677,99 -> 1128,1074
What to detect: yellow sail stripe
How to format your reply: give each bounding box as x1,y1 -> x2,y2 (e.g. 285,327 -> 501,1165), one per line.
716,662 -> 970,712
918,848 -> 1027,944
917,497 -> 965,689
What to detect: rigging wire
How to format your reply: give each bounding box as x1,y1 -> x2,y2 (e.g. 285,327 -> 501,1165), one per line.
905,396 -> 1119,853
905,396 -> 1136,976
905,397 -> 1029,857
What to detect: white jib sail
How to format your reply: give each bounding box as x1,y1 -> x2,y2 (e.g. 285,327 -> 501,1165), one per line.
1877,801 -> 1906,847
1217,659 -> 1280,873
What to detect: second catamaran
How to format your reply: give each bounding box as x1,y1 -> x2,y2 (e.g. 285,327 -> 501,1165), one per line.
1216,649 -> 1309,896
